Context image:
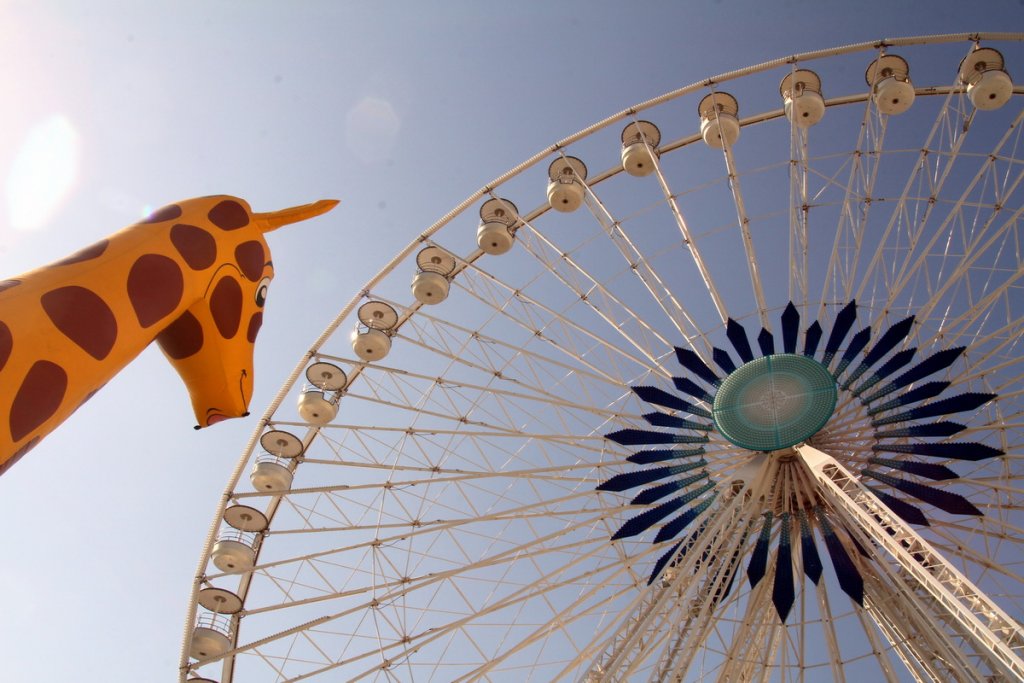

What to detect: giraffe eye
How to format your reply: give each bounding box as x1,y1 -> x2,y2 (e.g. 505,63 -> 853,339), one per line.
255,277 -> 271,307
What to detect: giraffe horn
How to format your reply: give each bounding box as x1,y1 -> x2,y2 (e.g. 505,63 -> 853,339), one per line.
254,199 -> 339,233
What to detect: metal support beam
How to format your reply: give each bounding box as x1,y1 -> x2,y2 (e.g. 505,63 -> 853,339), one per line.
795,442 -> 1024,681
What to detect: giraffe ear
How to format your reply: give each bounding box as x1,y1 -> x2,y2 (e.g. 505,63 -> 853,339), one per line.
253,199 -> 339,234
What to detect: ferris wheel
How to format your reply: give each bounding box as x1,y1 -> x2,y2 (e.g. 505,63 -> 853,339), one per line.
182,33 -> 1024,682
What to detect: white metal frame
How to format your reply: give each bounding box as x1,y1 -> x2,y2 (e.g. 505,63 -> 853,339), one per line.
182,33 -> 1024,682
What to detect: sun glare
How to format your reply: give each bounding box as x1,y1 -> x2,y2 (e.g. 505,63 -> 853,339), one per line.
6,114 -> 80,232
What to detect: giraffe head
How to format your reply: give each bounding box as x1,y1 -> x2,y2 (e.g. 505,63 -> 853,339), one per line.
153,196 -> 338,428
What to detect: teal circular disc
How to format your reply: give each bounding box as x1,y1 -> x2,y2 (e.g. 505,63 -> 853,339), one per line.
712,353 -> 837,451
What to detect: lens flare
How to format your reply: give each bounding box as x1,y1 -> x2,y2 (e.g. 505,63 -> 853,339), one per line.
345,96 -> 400,164
6,115 -> 80,232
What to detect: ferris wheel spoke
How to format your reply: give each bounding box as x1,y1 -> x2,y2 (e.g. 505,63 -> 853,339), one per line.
314,360 -> 627,443
790,120 -> 812,307
511,216 -> 688,355
449,257 -> 671,375
851,603 -> 905,683
884,104 -> 983,297
716,577 -> 779,679
250,423 -> 606,455
717,133 -> 769,327
646,135 -> 729,333
819,95 -> 891,313
250,501 -> 624,602
238,499 -> 616,577
312,383 -> 619,444
577,179 -> 709,350
373,542 -> 641,680
384,298 -> 641,390
915,206 -> 1024,328
931,278 -> 1024,352
861,570 -> 970,681
252,464 -> 610,503
927,531 -> 1024,588
236,521 -> 630,671
590,482 -> 760,680
875,108 -> 1024,318
450,565 -> 648,680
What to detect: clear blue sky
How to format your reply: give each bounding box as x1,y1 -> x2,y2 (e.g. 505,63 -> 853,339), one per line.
0,1 -> 1020,680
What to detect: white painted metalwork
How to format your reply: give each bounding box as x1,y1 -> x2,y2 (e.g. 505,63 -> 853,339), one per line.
796,442 -> 1024,681
183,34 -> 1024,683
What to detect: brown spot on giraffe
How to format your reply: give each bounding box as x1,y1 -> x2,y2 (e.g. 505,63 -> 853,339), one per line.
10,361 -> 68,442
156,310 -> 204,359
0,321 -> 11,372
209,276 -> 242,338
170,224 -> 217,270
41,286 -> 118,361
234,241 -> 266,282
54,239 -> 110,267
209,200 -> 250,231
142,204 -> 183,223
127,254 -> 185,328
246,312 -> 263,343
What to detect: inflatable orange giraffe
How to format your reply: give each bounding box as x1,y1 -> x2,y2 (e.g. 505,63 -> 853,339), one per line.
0,195 -> 337,474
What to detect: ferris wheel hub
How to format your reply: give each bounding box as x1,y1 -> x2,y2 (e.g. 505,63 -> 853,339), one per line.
712,353 -> 837,451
